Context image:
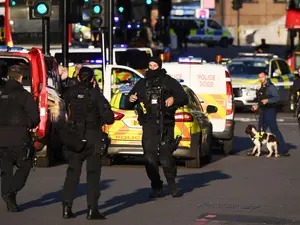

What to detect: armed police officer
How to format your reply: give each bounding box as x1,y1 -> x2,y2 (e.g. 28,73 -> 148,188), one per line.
0,66 -> 40,212
127,57 -> 188,198
250,71 -> 290,156
61,67 -> 114,220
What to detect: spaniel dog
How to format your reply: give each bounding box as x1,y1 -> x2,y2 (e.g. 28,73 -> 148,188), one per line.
245,125 -> 279,158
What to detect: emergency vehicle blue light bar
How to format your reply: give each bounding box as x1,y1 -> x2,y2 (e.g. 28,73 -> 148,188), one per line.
176,79 -> 184,83
0,46 -> 27,52
113,44 -> 128,48
85,59 -> 103,64
238,53 -> 276,58
178,57 -> 203,64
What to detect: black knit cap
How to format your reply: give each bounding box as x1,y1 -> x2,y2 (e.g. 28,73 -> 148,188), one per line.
149,56 -> 162,69
78,66 -> 94,82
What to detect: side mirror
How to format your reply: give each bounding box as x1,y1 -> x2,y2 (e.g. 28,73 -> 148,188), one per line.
206,105 -> 218,114
98,78 -> 102,83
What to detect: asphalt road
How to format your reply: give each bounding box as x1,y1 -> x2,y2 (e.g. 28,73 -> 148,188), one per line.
0,112 -> 299,225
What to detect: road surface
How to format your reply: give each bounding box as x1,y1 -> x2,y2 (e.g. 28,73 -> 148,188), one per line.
0,112 -> 299,225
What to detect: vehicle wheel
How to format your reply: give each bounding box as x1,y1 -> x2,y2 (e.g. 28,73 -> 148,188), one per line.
36,147 -> 53,168
219,38 -> 229,48
223,138 -> 234,155
203,126 -> 213,164
36,156 -> 50,168
100,155 -> 113,166
185,135 -> 202,168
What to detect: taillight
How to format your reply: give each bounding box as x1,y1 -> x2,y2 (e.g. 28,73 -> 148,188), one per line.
225,71 -> 230,78
175,112 -> 193,122
114,111 -> 124,120
226,81 -> 233,115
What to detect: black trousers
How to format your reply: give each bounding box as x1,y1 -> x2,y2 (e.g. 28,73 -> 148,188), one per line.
0,146 -> 32,198
62,143 -> 102,210
142,123 -> 177,189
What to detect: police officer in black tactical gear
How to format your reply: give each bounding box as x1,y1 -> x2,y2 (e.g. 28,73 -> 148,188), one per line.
0,66 -> 40,212
249,71 -> 290,156
127,56 -> 188,198
61,67 -> 114,220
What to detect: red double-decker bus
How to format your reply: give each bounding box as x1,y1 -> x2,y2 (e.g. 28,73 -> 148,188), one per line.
0,0 -> 13,47
286,0 -> 300,71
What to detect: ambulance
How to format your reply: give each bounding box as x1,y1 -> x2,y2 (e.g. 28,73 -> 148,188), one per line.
102,57 -> 235,155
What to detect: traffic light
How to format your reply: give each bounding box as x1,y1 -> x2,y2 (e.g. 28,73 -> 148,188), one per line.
90,0 -> 106,29
33,0 -> 52,18
10,0 -> 16,6
146,0 -> 152,5
68,0 -> 85,23
232,0 -> 243,10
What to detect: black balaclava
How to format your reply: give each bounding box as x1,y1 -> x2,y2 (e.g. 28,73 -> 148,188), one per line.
145,56 -> 166,80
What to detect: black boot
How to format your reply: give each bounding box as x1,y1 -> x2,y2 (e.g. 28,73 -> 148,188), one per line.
87,207 -> 106,220
3,193 -> 19,212
149,188 -> 164,199
62,203 -> 75,219
168,181 -> 183,198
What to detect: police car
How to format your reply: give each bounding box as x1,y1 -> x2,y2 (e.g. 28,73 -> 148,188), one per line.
104,85 -> 217,168
227,53 -> 294,110
170,4 -> 233,48
0,46 -> 67,167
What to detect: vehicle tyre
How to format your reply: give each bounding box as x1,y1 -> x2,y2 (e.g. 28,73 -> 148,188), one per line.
185,134 -> 202,168
220,38 -> 229,48
36,147 -> 53,168
203,125 -> 213,164
223,138 -> 234,155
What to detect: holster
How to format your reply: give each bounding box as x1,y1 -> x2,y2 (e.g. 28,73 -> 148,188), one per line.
94,132 -> 111,157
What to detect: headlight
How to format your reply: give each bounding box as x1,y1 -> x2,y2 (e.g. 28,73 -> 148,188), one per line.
245,88 -> 256,96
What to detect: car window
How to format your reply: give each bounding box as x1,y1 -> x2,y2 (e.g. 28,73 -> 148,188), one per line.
111,68 -> 140,85
207,19 -> 222,30
186,89 -> 200,111
277,60 -> 290,75
228,60 -> 269,76
0,57 -> 31,86
271,60 -> 280,77
190,90 -> 204,112
195,20 -> 205,29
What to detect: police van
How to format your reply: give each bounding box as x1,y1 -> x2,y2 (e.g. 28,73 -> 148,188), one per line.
102,57 -> 235,155
170,4 -> 233,48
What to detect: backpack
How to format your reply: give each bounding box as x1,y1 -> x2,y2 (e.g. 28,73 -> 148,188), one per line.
60,88 -> 92,153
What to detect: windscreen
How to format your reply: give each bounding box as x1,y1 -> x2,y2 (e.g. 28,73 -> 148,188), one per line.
294,54 -> 300,70
227,60 -> 268,75
115,49 -> 151,70
0,57 -> 31,86
54,53 -> 103,64
117,93 -> 135,110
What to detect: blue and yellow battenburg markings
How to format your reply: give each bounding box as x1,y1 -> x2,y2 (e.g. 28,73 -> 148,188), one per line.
268,73 -> 294,90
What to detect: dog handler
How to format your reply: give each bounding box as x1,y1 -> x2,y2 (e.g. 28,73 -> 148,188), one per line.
250,71 -> 290,156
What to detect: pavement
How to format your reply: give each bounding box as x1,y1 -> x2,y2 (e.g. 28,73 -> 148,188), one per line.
0,112 -> 299,225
